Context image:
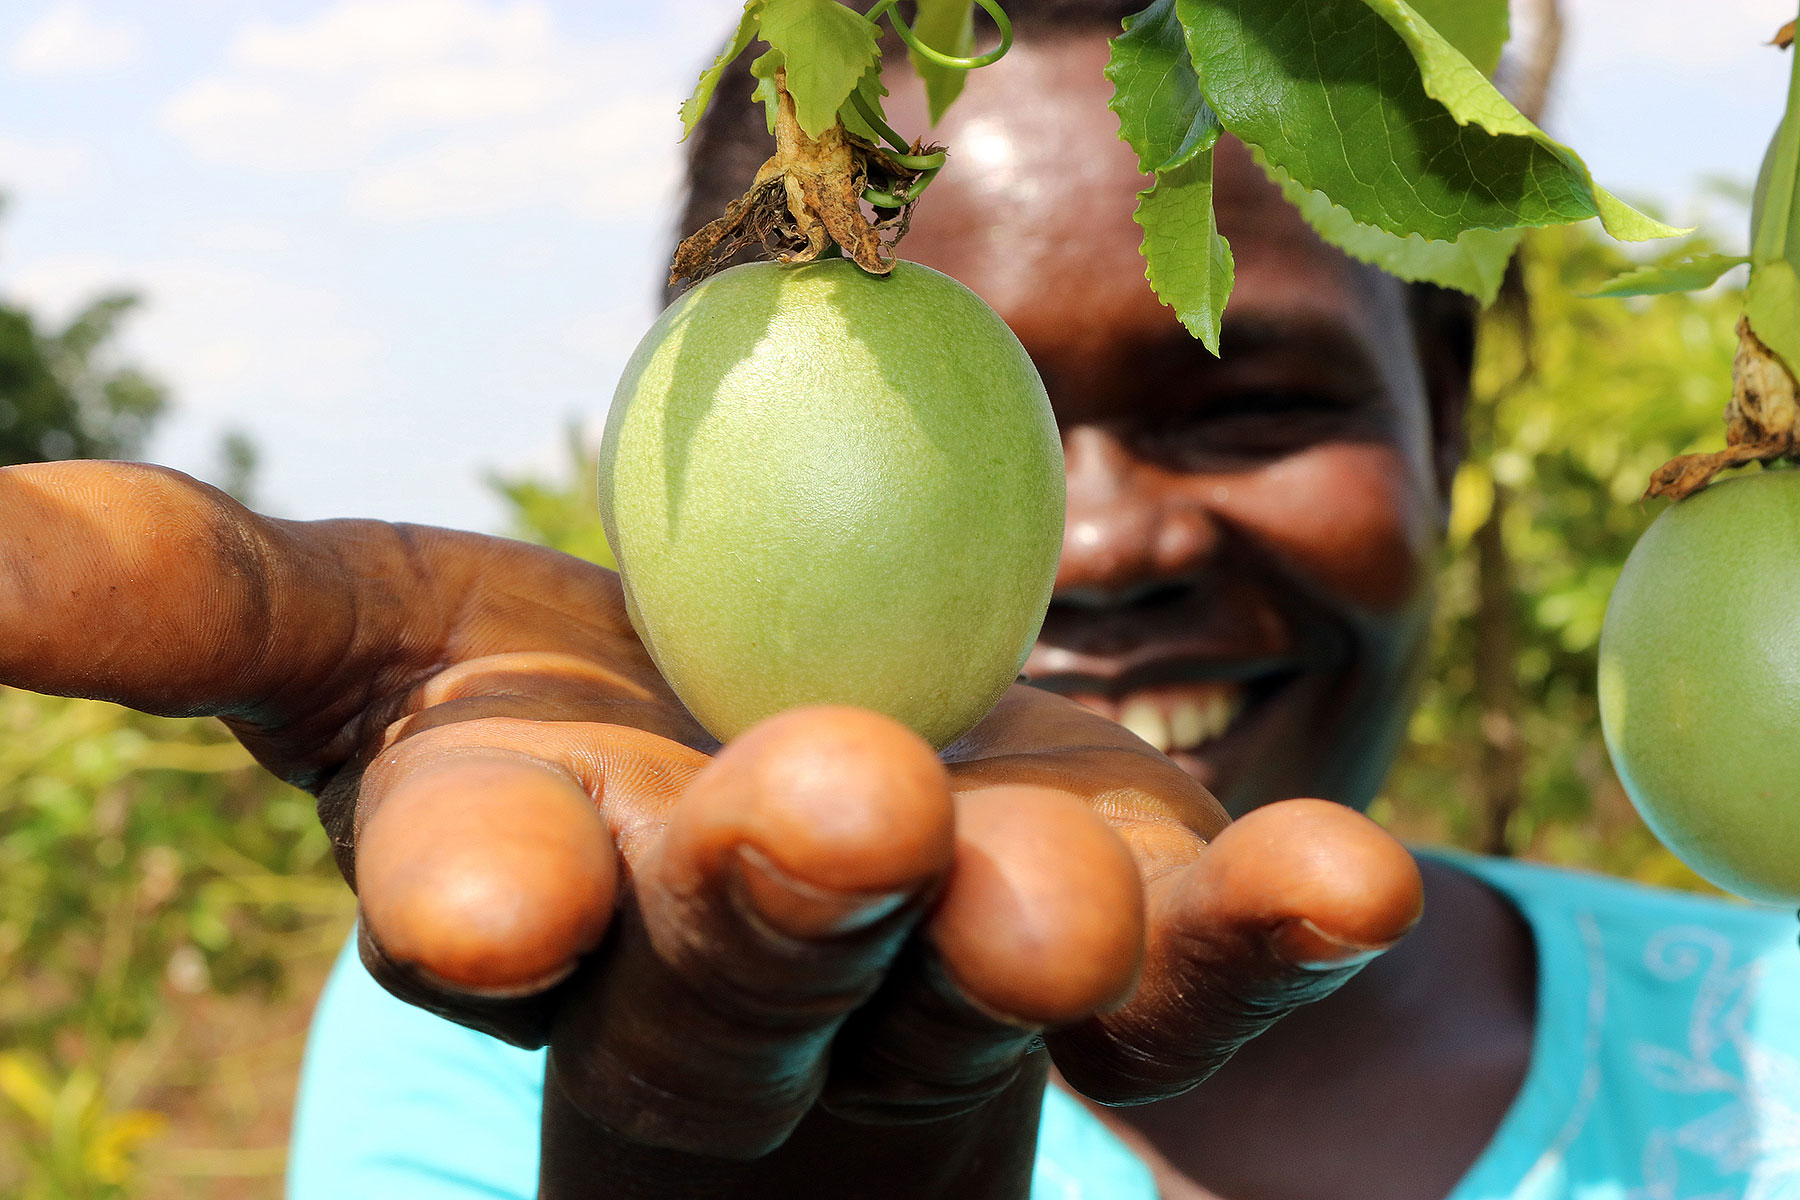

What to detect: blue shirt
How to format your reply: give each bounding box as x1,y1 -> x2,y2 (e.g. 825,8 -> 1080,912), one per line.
288,856 -> 1800,1198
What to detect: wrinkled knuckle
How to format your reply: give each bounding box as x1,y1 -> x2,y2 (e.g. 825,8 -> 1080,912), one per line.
551,1042 -> 815,1160
650,905 -> 892,1032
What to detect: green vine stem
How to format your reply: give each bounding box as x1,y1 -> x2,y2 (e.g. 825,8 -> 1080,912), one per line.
670,1 -> 1016,282
855,0 -> 1012,209
868,0 -> 1014,71
849,88 -> 945,167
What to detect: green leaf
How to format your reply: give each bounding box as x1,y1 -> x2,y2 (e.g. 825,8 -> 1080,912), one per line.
680,2 -> 765,140
1750,47 -> 1800,269
1108,0 -> 1232,352
1176,0 -> 1682,245
1746,31 -> 1800,375
907,0 -> 978,124
758,0 -> 879,139
751,47 -> 785,135
1587,255 -> 1750,298
1363,0 -> 1680,242
1108,0 -> 1206,172
1748,260 -> 1800,378
1138,147 -> 1235,354
1261,157 -> 1521,304
838,61 -> 891,144
1751,118 -> 1782,254
1405,0 -> 1507,77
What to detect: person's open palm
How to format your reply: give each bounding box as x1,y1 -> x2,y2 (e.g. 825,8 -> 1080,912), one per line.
1,460 -> 1423,1198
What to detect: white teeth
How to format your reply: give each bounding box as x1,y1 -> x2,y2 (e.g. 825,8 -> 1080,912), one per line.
1169,700 -> 1208,750
1119,699 -> 1172,754
1204,691 -> 1231,742
1113,686 -> 1246,754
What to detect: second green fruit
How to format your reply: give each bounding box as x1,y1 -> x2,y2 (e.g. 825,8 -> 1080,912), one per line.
1599,470 -> 1800,903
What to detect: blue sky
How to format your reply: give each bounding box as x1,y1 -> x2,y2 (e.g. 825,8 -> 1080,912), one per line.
0,0 -> 1789,532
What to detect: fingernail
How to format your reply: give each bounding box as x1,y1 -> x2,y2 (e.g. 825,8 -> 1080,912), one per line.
1269,917 -> 1394,971
732,845 -> 912,938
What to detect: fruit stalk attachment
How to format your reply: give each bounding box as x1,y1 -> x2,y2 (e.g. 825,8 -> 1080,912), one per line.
670,70 -> 940,283
1647,319 -> 1800,499
670,0 -> 1012,287
1647,13 -> 1800,500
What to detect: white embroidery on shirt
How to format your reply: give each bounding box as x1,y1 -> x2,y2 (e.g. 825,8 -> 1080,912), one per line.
1628,925 -> 1800,1200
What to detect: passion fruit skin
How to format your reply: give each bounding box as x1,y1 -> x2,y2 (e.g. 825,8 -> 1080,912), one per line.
1599,470 -> 1800,903
599,259 -> 1064,750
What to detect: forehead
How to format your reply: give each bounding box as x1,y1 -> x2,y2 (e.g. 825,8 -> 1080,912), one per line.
882,32 -> 1415,363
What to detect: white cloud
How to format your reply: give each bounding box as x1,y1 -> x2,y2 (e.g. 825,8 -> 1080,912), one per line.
161,0 -> 691,221
4,253 -> 378,417
232,0 -> 557,73
0,133 -> 98,195
8,2 -> 141,76
187,220 -> 298,256
350,98 -> 679,221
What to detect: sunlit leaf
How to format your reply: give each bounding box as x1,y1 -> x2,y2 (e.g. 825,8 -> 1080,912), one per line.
1177,0 -> 1681,244
1136,148 -> 1234,354
751,47 -> 785,135
1108,0 -> 1232,351
1748,259 -> 1800,376
1405,0 -> 1507,76
907,0 -> 977,124
758,0 -> 879,138
1587,255 -> 1750,298
1261,156 -> 1521,304
838,61 -> 892,144
1108,0 -> 1205,172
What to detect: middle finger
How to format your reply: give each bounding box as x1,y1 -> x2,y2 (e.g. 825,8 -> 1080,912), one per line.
549,706 -> 957,1159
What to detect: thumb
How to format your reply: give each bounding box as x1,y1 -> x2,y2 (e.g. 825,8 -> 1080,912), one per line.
1047,799 -> 1422,1105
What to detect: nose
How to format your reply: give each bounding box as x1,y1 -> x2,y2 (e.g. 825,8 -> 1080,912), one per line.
1055,424 -> 1223,605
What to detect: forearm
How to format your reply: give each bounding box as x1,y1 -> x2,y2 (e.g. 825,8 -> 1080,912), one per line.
538,1055 -> 1048,1200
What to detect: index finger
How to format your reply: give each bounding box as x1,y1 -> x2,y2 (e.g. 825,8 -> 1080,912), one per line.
0,460 -> 651,785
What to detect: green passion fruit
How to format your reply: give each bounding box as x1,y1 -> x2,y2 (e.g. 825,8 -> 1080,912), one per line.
1598,469 -> 1800,903
598,259 -> 1064,749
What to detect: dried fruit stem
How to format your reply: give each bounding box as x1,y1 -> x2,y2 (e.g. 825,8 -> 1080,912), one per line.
670,72 -> 934,287
1646,318 -> 1800,500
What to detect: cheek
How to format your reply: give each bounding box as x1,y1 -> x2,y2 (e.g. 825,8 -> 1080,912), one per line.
1222,444 -> 1438,614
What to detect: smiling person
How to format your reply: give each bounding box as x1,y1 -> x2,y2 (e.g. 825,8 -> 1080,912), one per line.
3,4 -> 1799,1200
276,4 -> 1800,1197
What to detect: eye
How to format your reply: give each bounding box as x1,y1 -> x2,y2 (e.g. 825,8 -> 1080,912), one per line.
1127,389 -> 1363,468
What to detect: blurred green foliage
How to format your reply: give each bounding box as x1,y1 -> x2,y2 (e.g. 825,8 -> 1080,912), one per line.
489,426 -> 616,570
1376,223 -> 1745,889
0,691 -> 349,1199
0,289 -> 165,467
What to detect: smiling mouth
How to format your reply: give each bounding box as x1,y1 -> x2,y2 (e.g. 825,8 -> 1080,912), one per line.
1061,682 -> 1247,755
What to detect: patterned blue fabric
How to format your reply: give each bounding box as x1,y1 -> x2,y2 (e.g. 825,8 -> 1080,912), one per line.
287,856 -> 1800,1198
287,936 -> 1155,1199
1442,854 -> 1800,1200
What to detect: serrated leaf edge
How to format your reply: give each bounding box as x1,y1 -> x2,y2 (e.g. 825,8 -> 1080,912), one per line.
680,1 -> 766,141
1362,0 -> 1687,243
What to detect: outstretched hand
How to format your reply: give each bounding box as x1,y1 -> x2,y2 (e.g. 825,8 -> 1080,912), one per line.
1,461 -> 1424,1199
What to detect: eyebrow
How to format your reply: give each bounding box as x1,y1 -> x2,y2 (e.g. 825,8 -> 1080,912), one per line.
1213,310 -> 1391,387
